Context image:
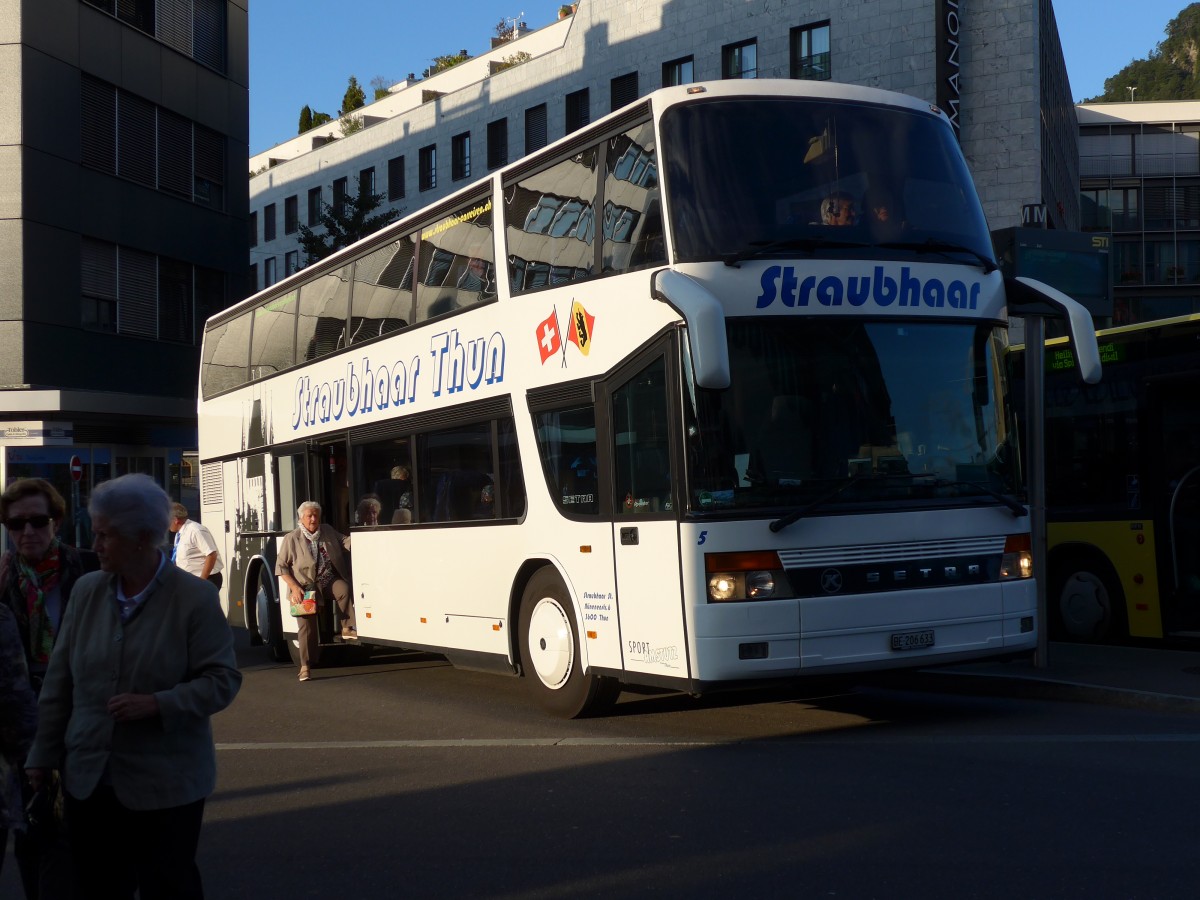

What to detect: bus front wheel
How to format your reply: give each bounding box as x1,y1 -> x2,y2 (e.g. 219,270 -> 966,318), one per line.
1050,555 -> 1127,642
518,568 -> 616,718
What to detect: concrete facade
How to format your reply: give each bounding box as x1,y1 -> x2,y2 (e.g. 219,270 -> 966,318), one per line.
249,0 -> 1079,289
0,1 -> 249,524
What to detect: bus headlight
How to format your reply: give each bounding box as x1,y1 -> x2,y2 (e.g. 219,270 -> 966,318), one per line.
705,552 -> 792,602
1000,534 -> 1033,580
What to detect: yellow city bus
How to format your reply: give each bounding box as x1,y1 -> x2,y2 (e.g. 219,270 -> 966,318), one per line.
1013,314 -> 1200,642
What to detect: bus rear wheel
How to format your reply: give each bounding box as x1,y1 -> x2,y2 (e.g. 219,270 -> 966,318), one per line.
1050,555 -> 1127,642
518,568 -> 617,718
254,568 -> 290,663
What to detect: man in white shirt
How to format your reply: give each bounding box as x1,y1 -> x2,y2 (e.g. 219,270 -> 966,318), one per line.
168,503 -> 224,591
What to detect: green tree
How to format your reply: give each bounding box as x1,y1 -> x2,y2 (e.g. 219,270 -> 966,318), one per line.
421,51 -> 470,79
298,105 -> 333,134
370,75 -> 392,101
297,176 -> 400,263
341,76 -> 366,114
1087,3 -> 1200,101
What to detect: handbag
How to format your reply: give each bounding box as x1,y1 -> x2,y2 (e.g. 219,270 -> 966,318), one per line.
289,586 -> 317,617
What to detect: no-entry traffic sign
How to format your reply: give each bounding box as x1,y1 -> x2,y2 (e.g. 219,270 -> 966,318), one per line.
69,455 -> 83,482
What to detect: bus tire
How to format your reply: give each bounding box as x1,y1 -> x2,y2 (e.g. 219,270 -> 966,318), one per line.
518,568 -> 616,718
1049,553 -> 1127,643
254,568 -> 291,663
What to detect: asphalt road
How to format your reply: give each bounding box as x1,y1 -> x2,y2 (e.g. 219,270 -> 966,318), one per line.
5,635 -> 1199,899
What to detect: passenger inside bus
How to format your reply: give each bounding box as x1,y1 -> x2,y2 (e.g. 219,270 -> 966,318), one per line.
820,191 -> 857,227
355,495 -> 381,526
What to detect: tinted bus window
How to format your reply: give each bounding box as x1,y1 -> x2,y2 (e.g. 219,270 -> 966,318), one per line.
507,149 -> 597,295
250,290 -> 297,379
297,266 -> 352,361
202,312 -> 252,397
415,196 -> 495,324
350,237 -> 415,345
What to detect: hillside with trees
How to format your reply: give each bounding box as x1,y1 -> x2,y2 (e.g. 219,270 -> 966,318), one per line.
1087,3 -> 1200,101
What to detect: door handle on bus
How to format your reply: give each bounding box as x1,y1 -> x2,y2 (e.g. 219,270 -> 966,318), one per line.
620,527 -> 639,546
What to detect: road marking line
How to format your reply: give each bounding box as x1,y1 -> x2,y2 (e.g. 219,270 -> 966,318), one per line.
217,733 -> 1200,750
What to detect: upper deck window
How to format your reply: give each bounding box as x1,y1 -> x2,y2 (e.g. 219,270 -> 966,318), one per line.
661,97 -> 994,268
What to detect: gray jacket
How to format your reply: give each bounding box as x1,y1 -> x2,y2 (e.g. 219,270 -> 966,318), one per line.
26,562 -> 242,810
276,524 -> 351,590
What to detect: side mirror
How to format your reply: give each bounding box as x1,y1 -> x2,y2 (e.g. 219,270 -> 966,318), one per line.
651,269 -> 731,390
1005,276 -> 1102,384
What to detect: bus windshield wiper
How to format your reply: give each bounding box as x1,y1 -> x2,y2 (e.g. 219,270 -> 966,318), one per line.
723,237 -> 872,267
769,474 -> 872,533
917,476 -> 1026,516
876,239 -> 998,274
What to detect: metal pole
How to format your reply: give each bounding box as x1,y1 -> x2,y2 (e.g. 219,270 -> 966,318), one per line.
1024,316 -> 1048,667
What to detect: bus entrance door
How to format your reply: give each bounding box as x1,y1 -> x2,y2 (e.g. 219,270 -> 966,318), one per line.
609,354 -> 690,682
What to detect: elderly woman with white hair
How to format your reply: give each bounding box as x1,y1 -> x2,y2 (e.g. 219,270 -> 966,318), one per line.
275,500 -> 354,682
24,473 -> 242,899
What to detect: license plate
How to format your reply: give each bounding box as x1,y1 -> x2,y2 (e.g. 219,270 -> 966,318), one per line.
890,629 -> 935,651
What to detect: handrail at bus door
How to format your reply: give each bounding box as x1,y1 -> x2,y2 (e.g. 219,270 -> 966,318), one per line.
1169,464 -> 1200,589
651,269 -> 731,390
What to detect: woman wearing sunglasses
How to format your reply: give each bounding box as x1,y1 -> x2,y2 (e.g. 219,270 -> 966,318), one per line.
0,477 -> 97,899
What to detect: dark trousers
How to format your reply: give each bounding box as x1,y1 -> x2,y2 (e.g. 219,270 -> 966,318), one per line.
207,572 -> 223,591
65,786 -> 206,900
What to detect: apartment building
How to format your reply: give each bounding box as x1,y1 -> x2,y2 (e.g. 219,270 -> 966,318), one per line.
249,0 -> 1079,292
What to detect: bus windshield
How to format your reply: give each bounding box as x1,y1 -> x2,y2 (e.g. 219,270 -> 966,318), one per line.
661,97 -> 994,269
685,320 -> 1020,513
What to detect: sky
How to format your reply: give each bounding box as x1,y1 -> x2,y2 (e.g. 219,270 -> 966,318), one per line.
248,0 -> 1193,155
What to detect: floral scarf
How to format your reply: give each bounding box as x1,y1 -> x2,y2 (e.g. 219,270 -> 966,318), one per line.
17,539 -> 63,666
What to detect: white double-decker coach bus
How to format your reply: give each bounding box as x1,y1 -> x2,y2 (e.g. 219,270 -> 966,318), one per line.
199,80 -> 1099,716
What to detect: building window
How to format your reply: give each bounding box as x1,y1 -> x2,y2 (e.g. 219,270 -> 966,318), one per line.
285,250 -> 299,278
419,144 -> 437,191
264,257 -> 277,287
452,132 -> 471,181
722,39 -> 757,79
790,22 -> 831,81
81,237 -> 205,343
84,0 -> 227,73
81,74 -> 226,211
308,186 -> 322,225
388,155 -> 405,201
610,73 -> 638,112
263,203 -> 276,242
487,118 -> 508,170
565,89 -> 589,133
360,166 -> 375,196
284,195 -> 299,234
525,104 -> 547,154
333,177 -> 348,216
248,211 -> 257,248
662,56 -> 694,87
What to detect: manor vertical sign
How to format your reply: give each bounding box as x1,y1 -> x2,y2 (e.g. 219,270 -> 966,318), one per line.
936,0 -> 962,141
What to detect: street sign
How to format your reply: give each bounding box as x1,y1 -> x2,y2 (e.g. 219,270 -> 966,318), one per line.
69,455 -> 83,482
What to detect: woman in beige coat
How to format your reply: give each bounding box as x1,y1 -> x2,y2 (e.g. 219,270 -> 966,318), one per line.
275,500 -> 354,681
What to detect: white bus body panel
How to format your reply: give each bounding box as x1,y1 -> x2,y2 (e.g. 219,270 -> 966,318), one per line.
612,520 -> 688,679
681,507 -> 1036,683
